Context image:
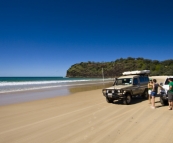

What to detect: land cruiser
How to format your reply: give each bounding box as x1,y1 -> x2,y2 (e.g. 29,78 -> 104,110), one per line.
102,70 -> 150,105
160,76 -> 173,106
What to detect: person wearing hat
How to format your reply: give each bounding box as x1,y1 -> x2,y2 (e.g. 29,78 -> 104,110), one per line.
148,79 -> 153,104
168,78 -> 173,110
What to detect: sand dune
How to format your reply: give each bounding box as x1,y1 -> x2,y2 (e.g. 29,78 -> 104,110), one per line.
0,76 -> 173,143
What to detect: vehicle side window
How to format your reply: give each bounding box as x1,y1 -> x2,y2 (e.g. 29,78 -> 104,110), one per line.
164,78 -> 173,85
133,78 -> 138,85
139,77 -> 145,82
165,78 -> 169,85
140,76 -> 149,82
145,77 -> 149,82
139,77 -> 143,82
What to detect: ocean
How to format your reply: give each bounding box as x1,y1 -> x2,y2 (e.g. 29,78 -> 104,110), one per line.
0,77 -> 113,105
0,77 -> 113,93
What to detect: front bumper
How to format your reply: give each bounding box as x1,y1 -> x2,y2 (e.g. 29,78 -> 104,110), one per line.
102,89 -> 125,99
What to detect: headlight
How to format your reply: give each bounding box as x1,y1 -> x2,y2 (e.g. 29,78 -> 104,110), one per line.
118,89 -> 124,93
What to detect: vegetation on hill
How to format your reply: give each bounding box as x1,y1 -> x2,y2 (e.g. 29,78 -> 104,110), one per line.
66,57 -> 173,77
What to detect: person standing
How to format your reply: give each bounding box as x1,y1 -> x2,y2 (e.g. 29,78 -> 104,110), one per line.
168,78 -> 173,110
148,79 -> 153,104
150,79 -> 163,109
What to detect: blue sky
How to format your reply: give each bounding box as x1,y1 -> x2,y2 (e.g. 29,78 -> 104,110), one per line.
0,0 -> 173,77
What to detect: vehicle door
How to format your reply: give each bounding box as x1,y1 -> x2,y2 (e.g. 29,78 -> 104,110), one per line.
138,76 -> 147,93
132,78 -> 140,95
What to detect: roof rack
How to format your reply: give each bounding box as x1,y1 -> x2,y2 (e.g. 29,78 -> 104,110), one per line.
122,70 -> 150,76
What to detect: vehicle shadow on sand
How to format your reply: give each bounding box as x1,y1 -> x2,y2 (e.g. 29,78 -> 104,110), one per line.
111,94 -> 168,106
112,96 -> 147,105
112,94 -> 163,105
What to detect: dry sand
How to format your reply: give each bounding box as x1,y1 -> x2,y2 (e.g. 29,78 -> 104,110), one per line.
0,76 -> 173,143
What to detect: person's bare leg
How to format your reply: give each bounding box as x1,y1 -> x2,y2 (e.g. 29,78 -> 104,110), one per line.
148,94 -> 151,104
151,96 -> 155,109
153,96 -> 155,107
168,101 -> 172,110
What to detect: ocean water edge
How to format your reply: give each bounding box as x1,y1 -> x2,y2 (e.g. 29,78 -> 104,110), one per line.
0,77 -> 114,93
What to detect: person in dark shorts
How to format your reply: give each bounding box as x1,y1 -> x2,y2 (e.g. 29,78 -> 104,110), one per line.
168,78 -> 173,110
150,79 -> 163,109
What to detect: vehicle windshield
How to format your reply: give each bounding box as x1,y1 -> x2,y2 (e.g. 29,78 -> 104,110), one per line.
165,78 -> 173,85
115,78 -> 132,85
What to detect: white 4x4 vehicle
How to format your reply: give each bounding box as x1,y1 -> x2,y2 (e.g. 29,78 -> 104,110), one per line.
160,76 -> 173,105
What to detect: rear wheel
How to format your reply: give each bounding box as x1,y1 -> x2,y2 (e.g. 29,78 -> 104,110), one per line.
142,89 -> 148,99
123,94 -> 132,105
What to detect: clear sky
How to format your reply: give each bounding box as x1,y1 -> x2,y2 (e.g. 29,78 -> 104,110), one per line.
0,0 -> 173,77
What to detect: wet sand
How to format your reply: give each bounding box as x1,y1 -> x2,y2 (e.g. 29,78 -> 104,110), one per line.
0,82 -> 113,105
1,76 -> 173,143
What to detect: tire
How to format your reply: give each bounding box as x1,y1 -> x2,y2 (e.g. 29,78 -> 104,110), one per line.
160,97 -> 168,106
142,89 -> 148,99
106,97 -> 113,103
123,94 -> 132,105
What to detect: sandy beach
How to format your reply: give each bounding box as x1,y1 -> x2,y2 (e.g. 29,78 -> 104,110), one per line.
0,76 -> 173,143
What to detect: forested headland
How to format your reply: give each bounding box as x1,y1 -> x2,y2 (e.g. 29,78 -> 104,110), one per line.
66,57 -> 173,78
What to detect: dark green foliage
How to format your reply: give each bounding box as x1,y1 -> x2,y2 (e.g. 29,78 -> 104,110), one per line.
66,58 -> 173,77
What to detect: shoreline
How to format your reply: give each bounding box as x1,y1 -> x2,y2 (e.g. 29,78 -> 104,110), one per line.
0,82 -> 113,106
0,79 -> 113,94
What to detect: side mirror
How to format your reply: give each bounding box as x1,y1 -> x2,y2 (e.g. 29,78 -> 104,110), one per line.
113,78 -> 117,86
160,83 -> 163,86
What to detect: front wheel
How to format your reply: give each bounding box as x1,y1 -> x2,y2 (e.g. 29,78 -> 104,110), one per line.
160,97 -> 168,106
123,94 -> 132,105
106,97 -> 113,103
